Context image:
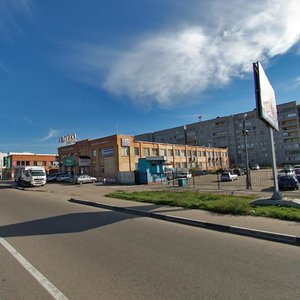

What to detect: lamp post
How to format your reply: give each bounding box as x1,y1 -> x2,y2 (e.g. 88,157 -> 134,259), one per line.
243,114 -> 252,189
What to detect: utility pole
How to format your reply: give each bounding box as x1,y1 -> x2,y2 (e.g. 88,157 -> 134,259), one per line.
243,114 -> 252,189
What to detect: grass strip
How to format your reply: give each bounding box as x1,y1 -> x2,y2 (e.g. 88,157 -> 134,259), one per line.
105,191 -> 300,222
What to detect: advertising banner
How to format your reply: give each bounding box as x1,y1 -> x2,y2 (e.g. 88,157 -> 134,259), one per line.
121,138 -> 131,146
63,157 -> 76,167
102,148 -> 114,157
79,158 -> 90,167
253,61 -> 279,131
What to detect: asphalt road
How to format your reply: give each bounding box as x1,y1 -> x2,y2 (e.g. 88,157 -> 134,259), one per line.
1,187 -> 300,299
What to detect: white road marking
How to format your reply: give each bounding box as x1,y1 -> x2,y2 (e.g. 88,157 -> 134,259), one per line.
0,237 -> 68,300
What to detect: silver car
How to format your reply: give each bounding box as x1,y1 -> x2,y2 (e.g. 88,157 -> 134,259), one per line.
74,175 -> 97,184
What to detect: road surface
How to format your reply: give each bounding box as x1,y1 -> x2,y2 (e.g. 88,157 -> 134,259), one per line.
1,187 -> 300,299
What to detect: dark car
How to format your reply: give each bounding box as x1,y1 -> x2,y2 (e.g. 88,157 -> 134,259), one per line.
47,172 -> 68,182
64,175 -> 77,183
194,170 -> 208,175
278,176 -> 299,191
294,169 -> 300,182
232,168 -> 245,176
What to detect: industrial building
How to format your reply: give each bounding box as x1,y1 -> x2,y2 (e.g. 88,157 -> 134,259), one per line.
2,153 -> 59,180
135,101 -> 300,167
58,134 -> 229,183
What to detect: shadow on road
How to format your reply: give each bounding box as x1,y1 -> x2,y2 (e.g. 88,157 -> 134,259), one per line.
0,201 -> 184,238
0,210 -> 137,238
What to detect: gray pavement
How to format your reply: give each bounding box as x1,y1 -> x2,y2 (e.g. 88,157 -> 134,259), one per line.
6,181 -> 300,246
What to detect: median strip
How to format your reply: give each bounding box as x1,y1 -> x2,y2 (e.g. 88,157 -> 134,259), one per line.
69,198 -> 300,247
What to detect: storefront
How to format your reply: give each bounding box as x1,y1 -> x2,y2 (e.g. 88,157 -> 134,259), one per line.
63,157 -> 76,174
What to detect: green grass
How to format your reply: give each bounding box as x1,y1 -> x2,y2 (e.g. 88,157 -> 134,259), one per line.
105,191 -> 300,222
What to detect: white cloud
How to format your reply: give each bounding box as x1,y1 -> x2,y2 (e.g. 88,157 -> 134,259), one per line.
40,129 -> 59,142
0,0 -> 33,42
23,115 -> 33,123
70,0 -> 300,107
295,77 -> 300,86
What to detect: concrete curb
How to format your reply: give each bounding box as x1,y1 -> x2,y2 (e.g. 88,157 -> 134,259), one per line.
69,198 -> 300,247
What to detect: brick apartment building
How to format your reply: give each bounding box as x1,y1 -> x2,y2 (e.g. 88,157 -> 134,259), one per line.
58,134 -> 229,181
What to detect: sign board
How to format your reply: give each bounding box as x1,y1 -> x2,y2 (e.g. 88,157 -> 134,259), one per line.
102,148 -> 114,157
6,157 -> 12,168
79,158 -> 90,167
253,61 -> 279,131
146,156 -> 167,161
121,138 -> 131,146
63,157 -> 76,167
59,133 -> 77,146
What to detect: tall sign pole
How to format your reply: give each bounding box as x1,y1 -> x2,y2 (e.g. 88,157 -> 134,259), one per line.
253,61 -> 282,200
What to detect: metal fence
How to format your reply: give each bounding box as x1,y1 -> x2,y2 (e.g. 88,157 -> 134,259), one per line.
179,170 -> 275,193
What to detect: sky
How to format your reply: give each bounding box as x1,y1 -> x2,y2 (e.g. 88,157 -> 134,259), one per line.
1,0 -> 300,154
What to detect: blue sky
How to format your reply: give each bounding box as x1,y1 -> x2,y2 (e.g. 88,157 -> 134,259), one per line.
1,0 -> 300,154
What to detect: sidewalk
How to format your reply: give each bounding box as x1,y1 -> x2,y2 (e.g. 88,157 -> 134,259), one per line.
10,182 -> 300,246
66,184 -> 300,246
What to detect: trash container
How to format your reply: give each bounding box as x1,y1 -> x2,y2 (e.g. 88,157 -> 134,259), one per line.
178,178 -> 187,186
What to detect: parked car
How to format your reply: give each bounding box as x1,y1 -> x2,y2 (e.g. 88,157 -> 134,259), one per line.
251,164 -> 260,170
278,169 -> 295,177
278,175 -> 299,191
73,175 -> 97,184
220,172 -> 238,181
295,169 -> 300,181
174,171 -> 192,179
64,175 -> 77,183
56,173 -> 71,182
47,172 -> 67,182
194,170 -> 208,176
232,168 -> 245,176
293,164 -> 300,170
284,165 -> 293,171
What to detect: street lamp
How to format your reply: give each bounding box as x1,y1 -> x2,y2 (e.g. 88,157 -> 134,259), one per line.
243,114 -> 252,189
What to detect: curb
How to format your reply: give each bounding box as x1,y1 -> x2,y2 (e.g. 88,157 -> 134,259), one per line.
69,198 -> 300,247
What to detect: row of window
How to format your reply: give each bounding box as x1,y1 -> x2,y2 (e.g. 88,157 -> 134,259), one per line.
121,147 -> 227,158
15,161 -> 56,167
92,160 -> 221,175
72,148 -> 227,160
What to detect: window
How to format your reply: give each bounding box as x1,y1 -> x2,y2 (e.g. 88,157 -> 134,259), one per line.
175,162 -> 181,168
160,149 -> 166,156
134,147 -> 140,156
175,149 -> 180,156
167,149 -> 173,157
92,149 -> 97,157
143,148 -> 150,156
33,161 -> 37,166
187,150 -> 191,157
182,162 -> 187,168
121,146 -> 130,156
152,148 -> 158,156
17,161 -> 21,166
99,165 -> 104,173
43,161 -> 46,166
26,161 -> 30,166
181,149 -> 186,157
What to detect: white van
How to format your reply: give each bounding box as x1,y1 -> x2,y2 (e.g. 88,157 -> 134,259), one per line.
17,166 -> 46,187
